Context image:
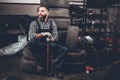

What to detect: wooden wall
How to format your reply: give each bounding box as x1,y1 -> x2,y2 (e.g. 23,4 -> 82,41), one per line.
0,3 -> 40,16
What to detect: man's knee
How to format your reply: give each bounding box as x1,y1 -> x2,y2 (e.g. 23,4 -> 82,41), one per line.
28,39 -> 36,45
27,39 -> 40,47
60,45 -> 68,54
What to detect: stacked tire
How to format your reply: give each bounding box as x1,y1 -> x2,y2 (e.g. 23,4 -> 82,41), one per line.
64,26 -> 87,73
21,46 -> 39,73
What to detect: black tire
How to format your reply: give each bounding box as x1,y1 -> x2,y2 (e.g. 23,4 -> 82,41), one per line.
44,0 -> 69,8
49,7 -> 70,46
49,8 -> 70,18
22,46 -> 36,60
49,7 -> 70,30
58,31 -> 67,46
49,18 -> 70,30
63,62 -> 86,73
20,57 -> 38,73
65,50 -> 87,63
66,26 -> 79,51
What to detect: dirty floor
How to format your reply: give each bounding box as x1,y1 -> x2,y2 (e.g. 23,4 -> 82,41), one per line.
0,54 -> 120,80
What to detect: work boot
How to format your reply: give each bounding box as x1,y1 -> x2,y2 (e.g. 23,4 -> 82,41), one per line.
37,65 -> 43,72
56,72 -> 64,79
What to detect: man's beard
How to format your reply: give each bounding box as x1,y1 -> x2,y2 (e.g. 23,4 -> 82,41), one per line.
40,15 -> 46,22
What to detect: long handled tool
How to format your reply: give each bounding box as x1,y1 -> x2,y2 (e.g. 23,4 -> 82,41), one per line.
46,39 -> 55,77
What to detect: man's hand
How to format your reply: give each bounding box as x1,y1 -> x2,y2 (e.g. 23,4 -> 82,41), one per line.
35,32 -> 52,39
35,34 -> 43,38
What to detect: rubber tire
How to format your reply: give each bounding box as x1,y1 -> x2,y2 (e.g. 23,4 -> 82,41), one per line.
22,46 -> 36,60
66,26 -> 79,52
44,0 -> 69,8
49,18 -> 70,30
20,57 -> 38,73
58,31 -> 67,46
49,7 -> 70,46
49,8 -> 70,18
63,62 -> 86,73
65,50 -> 87,63
49,7 -> 70,30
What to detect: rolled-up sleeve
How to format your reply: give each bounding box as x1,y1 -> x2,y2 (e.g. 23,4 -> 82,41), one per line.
28,21 -> 37,40
51,21 -> 58,41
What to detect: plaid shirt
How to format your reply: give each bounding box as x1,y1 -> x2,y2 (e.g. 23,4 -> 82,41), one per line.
28,19 -> 58,41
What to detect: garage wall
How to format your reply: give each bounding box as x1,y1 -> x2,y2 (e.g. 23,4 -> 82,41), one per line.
0,0 -> 41,16
0,0 -> 40,4
0,4 -> 40,16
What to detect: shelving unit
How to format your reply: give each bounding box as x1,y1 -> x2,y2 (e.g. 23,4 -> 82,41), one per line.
85,8 -> 108,34
69,0 -> 87,32
69,0 -> 108,35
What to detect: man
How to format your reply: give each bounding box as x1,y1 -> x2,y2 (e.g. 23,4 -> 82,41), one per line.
27,5 -> 67,78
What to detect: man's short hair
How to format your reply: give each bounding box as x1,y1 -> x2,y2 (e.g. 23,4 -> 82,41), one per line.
37,5 -> 49,12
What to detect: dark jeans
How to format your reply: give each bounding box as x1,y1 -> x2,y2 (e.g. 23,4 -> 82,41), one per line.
27,39 -> 67,72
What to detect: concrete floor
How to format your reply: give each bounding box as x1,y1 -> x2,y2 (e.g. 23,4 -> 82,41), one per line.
0,54 -> 120,80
